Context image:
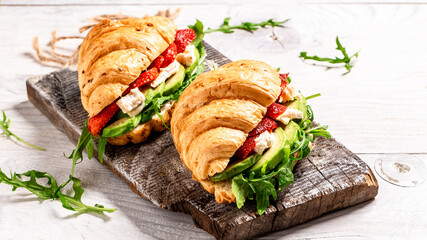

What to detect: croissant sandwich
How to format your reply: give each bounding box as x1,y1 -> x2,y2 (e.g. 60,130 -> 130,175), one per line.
171,60 -> 330,214
76,17 -> 206,148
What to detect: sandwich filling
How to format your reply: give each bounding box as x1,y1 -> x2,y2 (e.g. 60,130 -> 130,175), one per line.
209,73 -> 331,214
86,25 -> 205,139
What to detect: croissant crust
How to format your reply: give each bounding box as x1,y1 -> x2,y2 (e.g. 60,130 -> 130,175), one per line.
78,16 -> 177,117
171,60 -> 281,203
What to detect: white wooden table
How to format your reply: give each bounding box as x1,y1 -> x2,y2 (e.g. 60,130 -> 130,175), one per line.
1,0 -> 426,239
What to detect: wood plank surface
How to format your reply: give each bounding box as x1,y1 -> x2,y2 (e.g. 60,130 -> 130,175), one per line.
1,1 -> 426,239
26,42 -> 378,239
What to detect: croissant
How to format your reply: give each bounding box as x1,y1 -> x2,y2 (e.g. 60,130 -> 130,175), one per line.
171,60 -> 326,212
171,60 -> 281,202
77,16 -> 204,145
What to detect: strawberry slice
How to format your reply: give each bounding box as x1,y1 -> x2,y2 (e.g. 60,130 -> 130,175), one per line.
248,117 -> 277,137
279,73 -> 289,92
122,68 -> 159,96
160,42 -> 177,68
279,73 -> 289,83
148,56 -> 164,70
88,101 -> 120,136
266,103 -> 287,119
87,68 -> 159,136
234,118 -> 278,159
234,136 -> 257,159
175,29 -> 196,53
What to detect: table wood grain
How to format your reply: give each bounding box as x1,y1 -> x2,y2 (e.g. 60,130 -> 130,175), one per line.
0,1 -> 426,239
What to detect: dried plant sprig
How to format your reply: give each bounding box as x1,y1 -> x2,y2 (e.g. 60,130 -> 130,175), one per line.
32,37 -> 69,66
32,8 -> 182,67
50,31 -> 84,59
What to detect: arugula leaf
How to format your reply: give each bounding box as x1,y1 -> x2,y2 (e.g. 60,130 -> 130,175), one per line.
300,36 -> 360,74
0,111 -> 45,151
188,19 -> 205,46
231,96 -> 331,215
277,164 -> 294,191
0,169 -> 116,213
232,174 -> 251,208
97,137 -> 107,163
253,180 -> 276,215
65,120 -> 95,175
204,17 -> 289,34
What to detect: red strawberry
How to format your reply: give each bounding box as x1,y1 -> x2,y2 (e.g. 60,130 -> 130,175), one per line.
266,103 -> 287,119
160,42 -> 177,68
248,117 -> 277,137
175,29 -> 196,53
279,73 -> 289,83
88,67 -> 159,136
148,56 -> 164,70
122,68 -> 159,96
234,136 -> 257,159
88,101 -> 120,136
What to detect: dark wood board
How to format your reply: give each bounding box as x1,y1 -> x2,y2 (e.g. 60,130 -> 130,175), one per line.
26,41 -> 379,240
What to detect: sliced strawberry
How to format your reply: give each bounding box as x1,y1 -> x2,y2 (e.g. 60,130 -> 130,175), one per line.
234,136 -> 257,159
248,117 -> 277,137
279,73 -> 289,92
175,29 -> 196,53
279,73 -> 289,84
160,42 -> 177,68
266,103 -> 287,119
122,68 -> 159,96
88,101 -> 120,136
148,56 -> 164,70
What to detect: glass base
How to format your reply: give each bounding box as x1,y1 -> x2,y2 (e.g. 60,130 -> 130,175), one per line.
374,156 -> 426,187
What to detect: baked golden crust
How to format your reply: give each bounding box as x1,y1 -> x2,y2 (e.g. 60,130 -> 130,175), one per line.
78,16 -> 177,117
170,60 -> 281,203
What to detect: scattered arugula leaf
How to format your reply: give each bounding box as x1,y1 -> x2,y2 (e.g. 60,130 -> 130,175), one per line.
0,169 -> 116,213
300,36 -> 359,74
204,17 -> 289,34
0,111 -> 46,151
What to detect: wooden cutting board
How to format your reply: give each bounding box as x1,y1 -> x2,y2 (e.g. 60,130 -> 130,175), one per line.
26,41 -> 378,240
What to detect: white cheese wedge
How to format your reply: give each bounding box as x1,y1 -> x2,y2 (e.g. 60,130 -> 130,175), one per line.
176,45 -> 196,67
276,108 -> 304,125
279,82 -> 301,103
150,60 -> 180,88
117,88 -> 145,117
254,131 -> 275,155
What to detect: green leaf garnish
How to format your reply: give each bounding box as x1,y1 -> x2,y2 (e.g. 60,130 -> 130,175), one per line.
65,120 -> 96,175
204,17 -> 289,34
231,96 -> 331,215
0,169 -> 116,214
0,111 -> 46,151
188,19 -> 205,46
300,36 -> 360,74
